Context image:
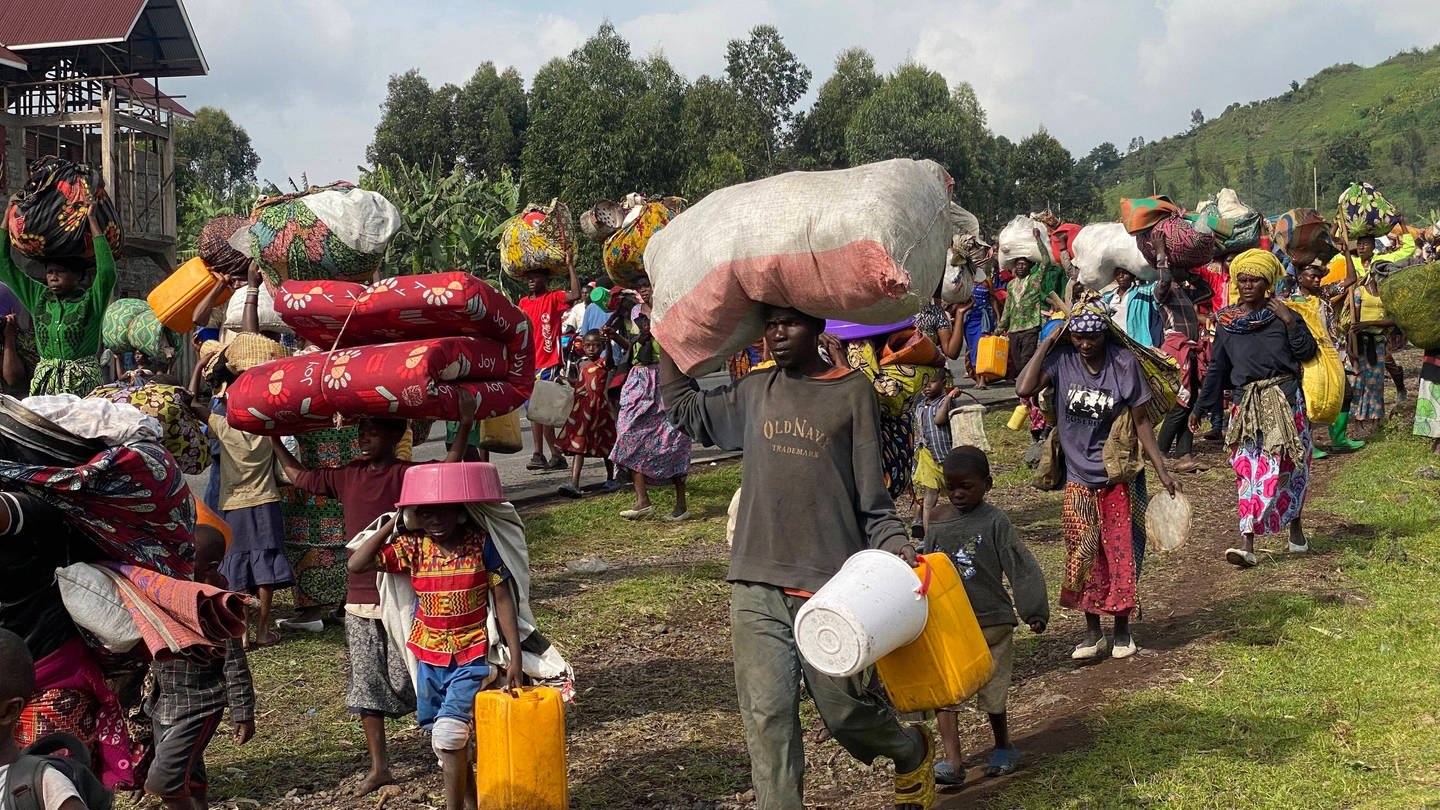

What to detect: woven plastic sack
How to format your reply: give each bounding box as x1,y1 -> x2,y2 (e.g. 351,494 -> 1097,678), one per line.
996,216 -> 1049,271
56,562 -> 142,653
225,337 -> 527,435
948,405 -> 990,452
88,381 -> 210,474
5,157 -> 121,259
1380,261 -> 1440,350
1338,182 -> 1402,240
199,215 -> 251,278
647,159 -> 954,376
275,272 -> 535,399
1284,297 -> 1343,423
499,200 -> 576,280
236,182 -> 401,287
1137,215 -> 1217,270
1145,489 -> 1192,552
224,283 -> 291,334
604,200 -> 686,288
1070,223 -> 1154,289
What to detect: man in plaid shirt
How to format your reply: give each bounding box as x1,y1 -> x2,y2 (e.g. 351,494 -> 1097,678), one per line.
144,525 -> 255,810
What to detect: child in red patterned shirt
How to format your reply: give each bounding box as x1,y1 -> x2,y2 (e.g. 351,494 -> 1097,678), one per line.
349,467 -> 523,810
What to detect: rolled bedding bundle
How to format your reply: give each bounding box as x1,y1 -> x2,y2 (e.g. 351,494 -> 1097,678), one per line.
646,158 -> 954,376
224,336 -> 529,435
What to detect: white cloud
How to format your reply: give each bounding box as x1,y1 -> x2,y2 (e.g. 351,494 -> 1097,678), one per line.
164,0 -> 1440,186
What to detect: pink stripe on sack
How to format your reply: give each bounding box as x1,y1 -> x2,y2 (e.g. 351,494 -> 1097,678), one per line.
655,240 -> 909,374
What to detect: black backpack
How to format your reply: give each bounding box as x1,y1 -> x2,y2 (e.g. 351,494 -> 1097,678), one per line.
3,733 -> 113,810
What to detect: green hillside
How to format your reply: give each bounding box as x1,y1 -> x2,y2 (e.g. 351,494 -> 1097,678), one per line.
1111,44 -> 1440,221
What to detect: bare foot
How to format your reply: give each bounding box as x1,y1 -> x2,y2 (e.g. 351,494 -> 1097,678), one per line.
352,769 -> 395,797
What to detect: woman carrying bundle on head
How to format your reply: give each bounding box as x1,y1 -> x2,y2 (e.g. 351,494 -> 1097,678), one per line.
1016,297 -> 1175,660
1192,249 -> 1318,569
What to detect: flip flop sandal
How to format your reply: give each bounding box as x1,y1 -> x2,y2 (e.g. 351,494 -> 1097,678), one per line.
984,748 -> 1022,777
556,484 -> 583,499
525,455 -> 548,471
933,760 -> 965,786
1225,548 -> 1258,568
548,456 -> 568,470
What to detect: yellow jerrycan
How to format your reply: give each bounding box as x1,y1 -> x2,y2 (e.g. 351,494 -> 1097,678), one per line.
474,686 -> 568,808
147,256 -> 231,333
875,553 -> 995,713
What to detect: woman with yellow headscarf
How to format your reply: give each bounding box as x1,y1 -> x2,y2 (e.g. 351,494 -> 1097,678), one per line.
1191,249 -> 1319,568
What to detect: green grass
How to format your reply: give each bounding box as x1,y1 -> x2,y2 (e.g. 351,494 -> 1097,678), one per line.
987,428 -> 1440,809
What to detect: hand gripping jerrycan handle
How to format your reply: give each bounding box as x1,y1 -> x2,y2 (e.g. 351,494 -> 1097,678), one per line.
913,555 -> 933,598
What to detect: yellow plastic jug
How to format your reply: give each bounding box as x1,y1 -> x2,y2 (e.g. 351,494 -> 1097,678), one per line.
1005,404 -> 1029,431
975,335 -> 1009,381
474,686 -> 568,809
875,553 -> 995,713
147,256 -> 231,333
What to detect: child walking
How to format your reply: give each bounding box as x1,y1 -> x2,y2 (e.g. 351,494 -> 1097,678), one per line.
926,446 -> 1048,786
557,329 -> 617,498
145,524 -> 257,809
912,371 -> 959,534
272,402 -> 477,797
190,345 -> 294,646
0,197 -> 115,396
349,464 -> 523,810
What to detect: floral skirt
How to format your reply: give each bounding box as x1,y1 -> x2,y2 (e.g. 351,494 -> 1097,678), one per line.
1351,335 -> 1388,421
610,365 -> 692,481
1414,351 -> 1440,439
1060,475 -> 1147,617
1230,391 -> 1311,536
31,356 -> 102,397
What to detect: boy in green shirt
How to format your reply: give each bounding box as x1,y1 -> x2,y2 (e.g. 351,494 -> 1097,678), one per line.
0,198 -> 115,396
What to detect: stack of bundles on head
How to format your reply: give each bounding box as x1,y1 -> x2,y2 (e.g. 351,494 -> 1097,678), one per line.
598,195 -> 687,288
499,200 -> 576,281
996,215 -> 1050,271
1379,260 -> 1440,351
1337,182 -> 1402,240
644,158 -> 954,376
224,272 -> 535,435
231,182 -> 402,288
102,299 -> 181,362
1070,223 -> 1154,289
1194,188 -> 1264,256
1121,196 -> 1217,271
0,392 -> 196,578
5,157 -> 122,259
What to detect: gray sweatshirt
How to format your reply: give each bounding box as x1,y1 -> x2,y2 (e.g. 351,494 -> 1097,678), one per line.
925,503 -> 1049,628
662,367 -> 909,593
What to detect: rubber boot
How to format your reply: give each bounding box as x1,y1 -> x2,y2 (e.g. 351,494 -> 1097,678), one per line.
1330,412 -> 1366,451
1312,445 -> 1328,460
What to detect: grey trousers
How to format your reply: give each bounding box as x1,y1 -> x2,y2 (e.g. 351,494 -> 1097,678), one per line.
730,582 -> 920,810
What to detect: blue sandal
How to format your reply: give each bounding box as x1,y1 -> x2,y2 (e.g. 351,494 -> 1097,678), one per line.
984,748 -> 1022,777
933,760 -> 964,786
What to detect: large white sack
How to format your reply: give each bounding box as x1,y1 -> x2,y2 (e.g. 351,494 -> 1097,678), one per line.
224,283 -> 292,335
646,159 -> 954,376
996,216 -> 1049,271
1071,222 -> 1156,289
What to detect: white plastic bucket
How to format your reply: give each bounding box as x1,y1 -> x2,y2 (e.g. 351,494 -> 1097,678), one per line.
795,549 -> 929,677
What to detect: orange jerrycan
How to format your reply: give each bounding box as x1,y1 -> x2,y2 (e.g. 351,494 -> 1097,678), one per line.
875,553 -> 995,713
974,335 -> 1009,381
147,256 -> 231,333
474,686 -> 567,808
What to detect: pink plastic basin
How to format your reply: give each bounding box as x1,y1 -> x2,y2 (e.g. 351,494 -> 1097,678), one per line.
396,462 -> 506,506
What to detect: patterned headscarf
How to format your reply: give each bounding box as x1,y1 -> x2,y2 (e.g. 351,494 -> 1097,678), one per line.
1230,248 -> 1284,289
1068,300 -> 1110,334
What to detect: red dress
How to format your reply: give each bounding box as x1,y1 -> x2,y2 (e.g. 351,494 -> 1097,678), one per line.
557,360 -> 616,458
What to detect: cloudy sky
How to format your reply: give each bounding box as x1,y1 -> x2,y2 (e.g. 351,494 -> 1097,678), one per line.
166,0 -> 1440,185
